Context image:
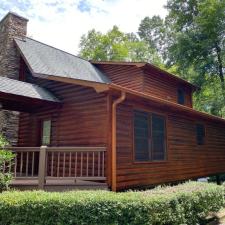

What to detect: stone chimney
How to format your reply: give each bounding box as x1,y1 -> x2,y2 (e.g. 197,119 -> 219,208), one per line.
0,12 -> 28,145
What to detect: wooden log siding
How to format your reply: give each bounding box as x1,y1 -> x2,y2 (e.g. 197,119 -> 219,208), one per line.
18,81 -> 108,147
17,62 -> 225,190
143,69 -> 193,107
17,78 -> 110,184
115,100 -> 225,190
96,64 -> 193,107
95,64 -> 144,92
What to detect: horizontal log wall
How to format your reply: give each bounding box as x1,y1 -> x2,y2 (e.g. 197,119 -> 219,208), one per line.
96,64 -> 193,107
96,64 -> 144,92
18,78 -> 109,147
143,69 -> 192,107
116,99 -> 225,190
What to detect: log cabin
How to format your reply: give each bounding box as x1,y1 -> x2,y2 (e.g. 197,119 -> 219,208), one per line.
0,12 -> 225,191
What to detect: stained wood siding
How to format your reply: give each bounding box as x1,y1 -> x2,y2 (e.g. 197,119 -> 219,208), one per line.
96,64 -> 144,92
18,79 -> 109,147
96,64 -> 193,107
17,78 -> 110,184
143,69 -> 192,107
116,99 -> 225,190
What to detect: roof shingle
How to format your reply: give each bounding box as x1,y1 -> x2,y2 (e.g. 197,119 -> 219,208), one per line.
15,37 -> 111,84
0,76 -> 60,102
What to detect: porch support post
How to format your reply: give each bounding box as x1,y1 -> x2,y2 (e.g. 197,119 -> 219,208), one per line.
38,145 -> 47,189
111,91 -> 126,192
216,175 -> 222,185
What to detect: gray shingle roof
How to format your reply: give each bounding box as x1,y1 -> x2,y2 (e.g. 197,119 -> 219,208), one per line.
0,76 -> 60,102
15,37 -> 111,84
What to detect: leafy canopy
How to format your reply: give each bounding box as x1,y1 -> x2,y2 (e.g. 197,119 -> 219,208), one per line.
78,0 -> 225,117
138,0 -> 225,117
79,26 -> 162,66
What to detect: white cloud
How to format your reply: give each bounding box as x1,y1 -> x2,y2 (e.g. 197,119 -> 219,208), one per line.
0,0 -> 168,55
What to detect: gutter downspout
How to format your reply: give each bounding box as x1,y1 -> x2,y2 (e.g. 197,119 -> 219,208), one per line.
112,91 -> 126,192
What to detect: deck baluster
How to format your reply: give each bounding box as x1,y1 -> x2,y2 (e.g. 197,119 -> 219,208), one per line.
8,146 -> 106,187
86,152 -> 89,177
20,152 -> 23,176
92,152 -> 95,177
25,152 -> 29,177
31,152 -> 34,177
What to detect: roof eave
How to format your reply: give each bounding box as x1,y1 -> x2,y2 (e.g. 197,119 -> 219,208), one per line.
33,73 -> 110,93
141,63 -> 200,91
107,83 -> 225,125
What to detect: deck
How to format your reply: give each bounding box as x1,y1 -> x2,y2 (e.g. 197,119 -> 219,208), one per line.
5,146 -> 108,190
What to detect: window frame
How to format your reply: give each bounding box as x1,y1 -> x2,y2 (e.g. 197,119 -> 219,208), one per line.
40,119 -> 52,146
132,109 -> 168,163
177,88 -> 185,105
196,123 -> 206,145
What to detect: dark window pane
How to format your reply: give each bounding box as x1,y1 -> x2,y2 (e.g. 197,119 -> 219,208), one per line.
135,138 -> 149,161
178,89 -> 185,105
152,114 -> 166,160
196,124 -> 205,145
134,111 -> 150,161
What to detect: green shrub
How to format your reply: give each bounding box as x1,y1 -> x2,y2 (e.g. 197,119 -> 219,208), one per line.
0,182 -> 223,225
0,134 -> 15,192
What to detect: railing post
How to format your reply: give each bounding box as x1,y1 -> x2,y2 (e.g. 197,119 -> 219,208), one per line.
38,146 -> 47,189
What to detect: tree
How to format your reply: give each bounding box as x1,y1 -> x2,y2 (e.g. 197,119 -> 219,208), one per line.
79,26 -> 162,66
167,0 -> 224,87
138,16 -> 168,60
138,0 -> 225,117
166,0 -> 225,116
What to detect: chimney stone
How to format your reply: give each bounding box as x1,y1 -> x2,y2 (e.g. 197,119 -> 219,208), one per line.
0,12 -> 28,145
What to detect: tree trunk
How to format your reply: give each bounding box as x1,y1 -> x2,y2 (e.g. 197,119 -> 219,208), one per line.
215,43 -> 225,97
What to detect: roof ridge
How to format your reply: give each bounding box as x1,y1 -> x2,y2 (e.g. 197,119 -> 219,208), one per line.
16,36 -> 88,63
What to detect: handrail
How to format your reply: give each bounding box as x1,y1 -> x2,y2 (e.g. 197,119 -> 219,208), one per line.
8,146 -> 106,189
47,147 -> 106,152
6,147 -> 40,152
7,146 -> 106,152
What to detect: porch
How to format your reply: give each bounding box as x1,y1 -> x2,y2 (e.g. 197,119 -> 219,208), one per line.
0,76 -> 111,190
6,146 -> 107,190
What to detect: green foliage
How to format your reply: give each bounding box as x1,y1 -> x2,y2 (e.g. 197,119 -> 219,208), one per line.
0,182 -> 223,225
138,0 -> 225,117
0,135 -> 9,148
79,26 -> 162,66
138,15 -> 168,60
166,0 -> 225,115
0,134 -> 14,192
79,0 -> 225,117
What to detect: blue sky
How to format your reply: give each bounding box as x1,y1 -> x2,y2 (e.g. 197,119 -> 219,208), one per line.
0,0 -> 168,54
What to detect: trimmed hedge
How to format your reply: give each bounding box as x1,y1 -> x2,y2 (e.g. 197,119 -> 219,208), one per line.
0,182 -> 224,225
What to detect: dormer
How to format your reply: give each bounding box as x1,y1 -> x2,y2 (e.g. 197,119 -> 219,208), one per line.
93,61 -> 198,108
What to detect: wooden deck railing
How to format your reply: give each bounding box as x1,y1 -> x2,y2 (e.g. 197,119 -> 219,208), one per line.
7,146 -> 106,188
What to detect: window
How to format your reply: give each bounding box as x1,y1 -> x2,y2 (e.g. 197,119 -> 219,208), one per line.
134,110 -> 166,162
134,111 -> 150,161
152,114 -> 166,160
41,119 -> 51,146
196,124 -> 205,145
178,88 -> 185,105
